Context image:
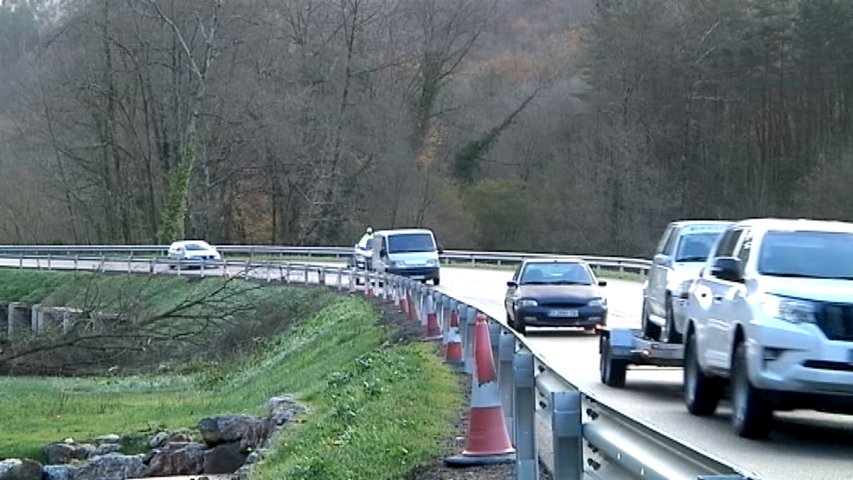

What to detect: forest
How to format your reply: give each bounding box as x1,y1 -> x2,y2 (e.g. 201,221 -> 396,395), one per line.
0,0 -> 851,257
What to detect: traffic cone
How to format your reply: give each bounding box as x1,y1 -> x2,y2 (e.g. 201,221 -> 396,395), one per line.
399,286 -> 409,314
445,313 -> 515,466
364,272 -> 374,299
348,271 -> 356,294
443,306 -> 463,366
406,291 -> 417,322
426,295 -> 442,340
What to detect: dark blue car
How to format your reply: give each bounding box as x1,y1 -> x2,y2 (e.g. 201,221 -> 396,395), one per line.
504,259 -> 608,334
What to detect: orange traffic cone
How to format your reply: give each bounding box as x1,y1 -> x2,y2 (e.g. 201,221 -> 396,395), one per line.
406,291 -> 417,322
426,295 -> 442,340
443,306 -> 463,366
445,312 -> 515,466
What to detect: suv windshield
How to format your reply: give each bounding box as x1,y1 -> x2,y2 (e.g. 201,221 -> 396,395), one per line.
185,243 -> 209,251
387,233 -> 435,253
758,230 -> 853,278
521,262 -> 593,285
674,232 -> 721,262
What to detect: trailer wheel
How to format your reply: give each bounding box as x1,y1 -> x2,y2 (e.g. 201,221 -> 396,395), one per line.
600,338 -> 627,388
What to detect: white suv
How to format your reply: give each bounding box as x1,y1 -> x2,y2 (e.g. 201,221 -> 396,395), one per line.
643,221 -> 731,342
683,218 -> 853,438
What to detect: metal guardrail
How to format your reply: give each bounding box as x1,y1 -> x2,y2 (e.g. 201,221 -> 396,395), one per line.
0,252 -> 753,480
0,245 -> 652,277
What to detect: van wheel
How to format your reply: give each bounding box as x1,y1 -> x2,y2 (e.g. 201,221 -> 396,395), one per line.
732,342 -> 773,438
432,277 -> 440,286
684,332 -> 723,416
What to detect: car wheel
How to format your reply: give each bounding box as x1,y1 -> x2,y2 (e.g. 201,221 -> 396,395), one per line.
514,313 -> 526,335
506,313 -> 514,328
684,332 -> 723,416
662,297 -> 683,344
732,342 -> 773,438
641,300 -> 661,340
433,277 -> 440,286
600,337 -> 627,388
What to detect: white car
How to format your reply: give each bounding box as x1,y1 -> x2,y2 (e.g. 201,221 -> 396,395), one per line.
351,234 -> 374,271
643,220 -> 732,342
167,240 -> 222,268
683,218 -> 853,438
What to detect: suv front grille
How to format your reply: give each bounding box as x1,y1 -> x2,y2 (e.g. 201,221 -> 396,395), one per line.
817,304 -> 853,341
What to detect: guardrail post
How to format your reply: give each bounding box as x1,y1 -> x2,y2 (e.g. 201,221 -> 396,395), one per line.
200,261 -> 205,279
514,351 -> 537,480
127,255 -> 132,274
464,307 -> 477,375
318,267 -> 326,286
266,261 -> 272,283
551,390 -> 583,480
19,253 -> 23,269
336,268 -> 343,290
149,258 -> 155,274
498,329 -> 516,442
47,254 -> 52,271
74,255 -> 79,271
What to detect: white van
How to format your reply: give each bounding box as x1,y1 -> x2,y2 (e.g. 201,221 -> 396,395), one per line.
371,228 -> 442,285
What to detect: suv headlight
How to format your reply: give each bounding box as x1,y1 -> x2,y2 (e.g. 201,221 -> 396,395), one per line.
518,299 -> 538,308
588,298 -> 607,307
426,259 -> 439,267
761,294 -> 817,324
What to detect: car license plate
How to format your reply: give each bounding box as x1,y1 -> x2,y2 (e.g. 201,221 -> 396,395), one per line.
549,309 -> 578,318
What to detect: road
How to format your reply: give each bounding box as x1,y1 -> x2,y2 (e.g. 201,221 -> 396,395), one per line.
2,258 -> 852,479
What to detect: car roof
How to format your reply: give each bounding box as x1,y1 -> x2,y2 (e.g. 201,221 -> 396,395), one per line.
670,220 -> 734,228
733,218 -> 853,234
170,240 -> 212,246
522,257 -> 587,266
374,228 -> 434,236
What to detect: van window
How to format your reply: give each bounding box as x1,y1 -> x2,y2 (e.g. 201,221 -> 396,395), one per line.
388,233 -> 436,253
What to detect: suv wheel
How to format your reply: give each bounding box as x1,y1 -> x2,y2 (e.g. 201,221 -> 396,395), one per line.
732,342 -> 772,438
641,300 -> 661,340
661,297 -> 683,344
684,332 -> 722,416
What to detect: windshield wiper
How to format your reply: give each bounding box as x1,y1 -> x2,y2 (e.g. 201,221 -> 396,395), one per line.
521,281 -> 548,285
676,256 -> 707,262
551,281 -> 589,285
763,272 -> 829,279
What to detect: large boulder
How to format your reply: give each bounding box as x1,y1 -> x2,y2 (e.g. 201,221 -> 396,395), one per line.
71,453 -> 146,480
197,415 -> 267,450
202,442 -> 247,474
148,432 -> 169,449
93,434 -> 120,444
93,444 -> 122,456
45,443 -> 95,465
43,465 -> 77,480
265,396 -> 304,429
143,442 -> 205,477
0,459 -> 42,480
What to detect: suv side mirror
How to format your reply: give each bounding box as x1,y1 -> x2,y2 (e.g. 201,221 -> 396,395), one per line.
506,280 -> 518,288
710,257 -> 743,282
437,244 -> 444,254
653,254 -> 672,267
598,280 -> 608,287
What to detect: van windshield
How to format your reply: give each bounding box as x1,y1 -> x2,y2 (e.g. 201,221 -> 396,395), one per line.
758,230 -> 853,279
388,233 -> 435,253
674,232 -> 723,262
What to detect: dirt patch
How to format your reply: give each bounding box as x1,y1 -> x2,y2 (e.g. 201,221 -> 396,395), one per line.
368,295 -> 553,480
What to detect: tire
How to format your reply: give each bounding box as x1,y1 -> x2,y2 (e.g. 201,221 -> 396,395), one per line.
684,332 -> 723,416
641,300 -> 661,340
515,315 -> 527,335
433,277 -> 440,286
600,338 -> 627,388
731,342 -> 773,438
662,297 -> 683,344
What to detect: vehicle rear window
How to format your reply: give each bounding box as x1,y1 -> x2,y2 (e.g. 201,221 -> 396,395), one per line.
758,230 -> 853,278
388,233 -> 435,253
185,243 -> 208,251
521,262 -> 593,285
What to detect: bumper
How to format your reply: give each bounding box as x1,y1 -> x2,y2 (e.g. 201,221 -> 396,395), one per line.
388,266 -> 439,280
354,257 -> 373,270
746,321 -> 853,400
516,306 -> 607,328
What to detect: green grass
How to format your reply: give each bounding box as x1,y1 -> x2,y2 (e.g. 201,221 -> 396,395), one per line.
0,273 -> 462,479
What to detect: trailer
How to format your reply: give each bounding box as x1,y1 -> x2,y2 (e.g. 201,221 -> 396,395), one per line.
599,327 -> 684,388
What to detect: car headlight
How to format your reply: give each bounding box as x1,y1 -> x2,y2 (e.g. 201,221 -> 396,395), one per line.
518,299 -> 538,308
426,259 -> 439,267
761,294 -> 817,324
588,298 -> 607,307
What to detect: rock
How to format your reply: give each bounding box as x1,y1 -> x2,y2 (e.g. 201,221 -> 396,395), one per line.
244,450 -> 263,464
45,443 -> 95,465
148,432 -> 169,449
265,396 -> 304,429
93,443 -> 122,456
0,459 -> 42,480
93,434 -> 120,444
143,442 -> 205,476
202,442 -> 247,474
197,415 -> 267,449
43,465 -> 77,480
71,453 -> 146,480
168,431 -> 193,443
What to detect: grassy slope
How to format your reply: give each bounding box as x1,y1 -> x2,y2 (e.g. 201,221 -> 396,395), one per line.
0,271 -> 462,479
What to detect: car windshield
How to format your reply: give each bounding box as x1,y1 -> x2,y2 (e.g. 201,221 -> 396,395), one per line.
520,262 -> 593,285
758,230 -> 853,278
387,233 -> 435,253
674,232 -> 722,262
184,243 -> 209,251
